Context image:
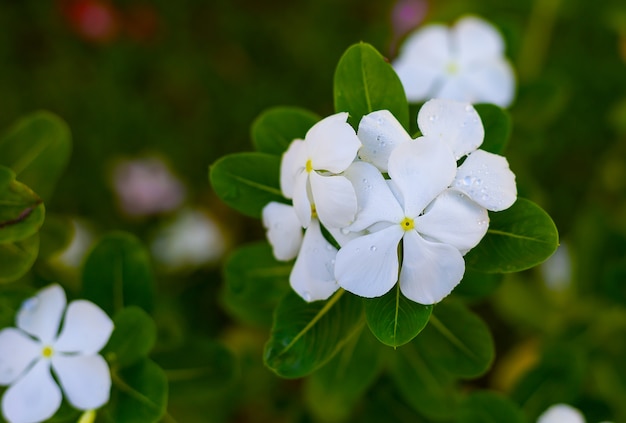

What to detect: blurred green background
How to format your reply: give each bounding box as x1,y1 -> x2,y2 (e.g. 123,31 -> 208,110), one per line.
1,0 -> 626,422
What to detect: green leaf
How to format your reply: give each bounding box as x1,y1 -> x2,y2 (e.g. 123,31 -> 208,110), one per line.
221,242 -> 291,327
364,284 -> 432,347
0,285 -> 34,328
304,328 -> 386,421
108,359 -> 168,423
0,233 -> 39,284
334,42 -> 409,130
37,214 -> 74,260
209,152 -> 284,218
0,111 -> 71,201
153,338 -> 238,401
416,300 -> 494,378
0,166 -> 45,244
103,306 -> 157,368
391,339 -> 460,420
252,106 -> 320,155
474,103 -> 512,155
82,232 -> 155,315
453,270 -> 503,301
458,391 -> 527,423
264,289 -> 364,378
465,198 -> 559,273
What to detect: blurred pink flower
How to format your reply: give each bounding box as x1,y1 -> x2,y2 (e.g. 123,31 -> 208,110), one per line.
390,0 -> 428,54
61,0 -> 120,44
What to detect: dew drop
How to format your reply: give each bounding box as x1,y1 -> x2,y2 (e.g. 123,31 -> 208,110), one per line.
481,194 -> 490,201
362,178 -> 368,184
326,245 -> 334,251
370,245 -> 377,252
428,115 -> 437,122
302,291 -> 312,302
355,248 -> 361,253
475,178 -> 482,186
465,105 -> 473,112
21,298 -> 39,312
380,140 -> 386,147
341,228 -> 350,235
462,175 -> 474,186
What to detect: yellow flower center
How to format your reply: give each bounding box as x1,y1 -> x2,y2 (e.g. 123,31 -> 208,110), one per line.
400,217 -> 415,231
42,345 -> 54,358
446,61 -> 459,75
311,204 -> 317,219
305,159 -> 313,173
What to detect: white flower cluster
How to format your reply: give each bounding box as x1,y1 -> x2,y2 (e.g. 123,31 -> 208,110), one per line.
263,99 -> 516,305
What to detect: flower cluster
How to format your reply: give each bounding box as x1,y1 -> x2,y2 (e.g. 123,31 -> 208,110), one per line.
0,284 -> 113,423
263,98 -> 516,305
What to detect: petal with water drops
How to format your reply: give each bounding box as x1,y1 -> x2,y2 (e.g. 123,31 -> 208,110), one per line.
309,172 -> 357,229
357,110 -> 412,172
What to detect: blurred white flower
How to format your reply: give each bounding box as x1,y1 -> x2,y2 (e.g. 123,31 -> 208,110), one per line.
538,404 -> 586,423
0,284 -> 113,423
151,208 -> 227,271
393,15 -> 515,107
540,242 -> 572,290
112,157 -> 185,217
51,219 -> 95,270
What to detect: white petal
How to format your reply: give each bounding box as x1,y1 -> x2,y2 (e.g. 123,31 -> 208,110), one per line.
306,112 -> 360,173
0,329 -> 41,385
416,189 -> 489,253
52,301 -> 113,355
461,59 -> 516,107
433,75 -> 474,103
280,139 -> 306,199
452,16 -> 504,64
2,359 -> 61,423
343,161 -> 404,232
399,231 -> 465,305
394,61 -> 444,103
335,226 -> 404,298
417,99 -> 485,159
453,149 -> 517,211
16,284 -> 66,344
289,220 -> 340,302
388,138 -> 457,217
292,170 -> 312,228
537,404 -> 586,423
309,172 -> 357,229
262,202 -> 303,261
52,354 -> 111,410
357,110 -> 412,172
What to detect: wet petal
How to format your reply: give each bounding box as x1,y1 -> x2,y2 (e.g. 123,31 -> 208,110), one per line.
417,99 -> 485,159
262,202 -> 303,261
52,354 -> 111,410
462,59 -> 515,107
0,329 -> 41,385
388,138 -> 456,217
335,225 -> 404,298
357,110 -> 412,172
306,113 -> 360,173
343,161 -> 404,232
309,172 -> 357,229
280,139 -> 306,198
452,16 -> 504,64
53,301 -> 113,355
16,284 -> 66,345
292,171 -> 312,228
453,149 -> 517,211
537,404 -> 585,423
400,231 -> 465,305
2,359 -> 61,423
289,220 -> 340,302
416,189 -> 489,253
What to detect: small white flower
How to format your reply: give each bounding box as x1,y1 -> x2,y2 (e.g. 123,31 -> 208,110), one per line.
393,15 -> 515,107
0,284 -> 113,423
537,404 -> 614,423
280,113 -> 361,229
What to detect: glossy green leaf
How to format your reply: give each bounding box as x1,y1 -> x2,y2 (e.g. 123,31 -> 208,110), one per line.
304,328 -> 385,421
37,214 -> 74,260
465,198 -> 559,273
0,166 -> 45,244
252,106 -> 320,155
458,391 -> 526,423
108,359 -> 168,423
364,284 -> 432,347
221,242 -> 291,327
391,339 -> 460,420
82,232 -> 155,315
264,289 -> 364,378
154,338 -> 238,400
416,300 -> 494,378
475,103 -> 511,155
453,270 -> 503,301
103,306 -> 157,368
209,152 -> 283,218
334,42 -> 409,130
0,233 -> 39,284
0,111 -> 71,201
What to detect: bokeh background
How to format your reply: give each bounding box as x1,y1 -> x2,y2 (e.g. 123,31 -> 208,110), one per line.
1,0 -> 626,421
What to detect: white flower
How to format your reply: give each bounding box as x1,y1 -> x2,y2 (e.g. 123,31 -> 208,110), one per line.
359,99 -> 517,212
280,112 -> 361,229
0,285 -> 113,423
537,404 -> 614,423
393,15 -> 515,107
335,140 -> 489,305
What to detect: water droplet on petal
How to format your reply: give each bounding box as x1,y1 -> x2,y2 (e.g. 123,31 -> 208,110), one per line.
370,245 -> 377,252
465,105 -> 473,112
481,194 -> 490,201
326,245 -> 334,251
429,115 -> 437,122
362,178 -> 368,184
355,248 -> 361,253
21,298 -> 39,312
380,140 -> 386,147
341,228 -> 350,235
